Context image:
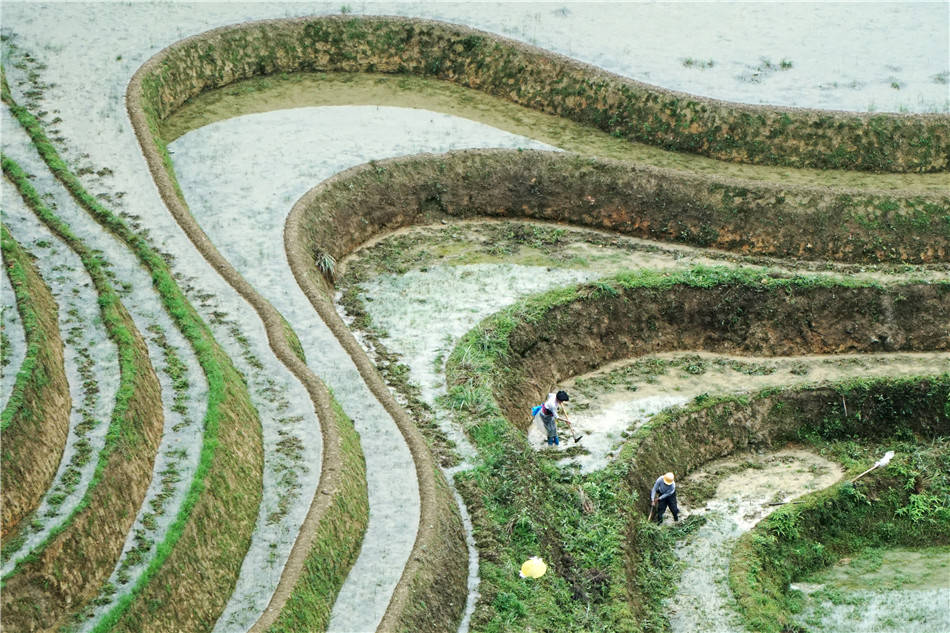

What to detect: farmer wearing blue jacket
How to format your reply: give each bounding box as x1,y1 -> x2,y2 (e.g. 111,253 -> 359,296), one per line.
651,472 -> 679,523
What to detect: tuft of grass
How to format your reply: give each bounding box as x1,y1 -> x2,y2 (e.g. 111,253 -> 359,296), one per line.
681,57 -> 715,70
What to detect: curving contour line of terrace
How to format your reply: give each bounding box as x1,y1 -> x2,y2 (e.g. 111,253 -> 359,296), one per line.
113,14 -> 950,633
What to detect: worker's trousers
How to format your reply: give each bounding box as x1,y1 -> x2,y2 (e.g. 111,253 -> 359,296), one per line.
655,493 -> 679,523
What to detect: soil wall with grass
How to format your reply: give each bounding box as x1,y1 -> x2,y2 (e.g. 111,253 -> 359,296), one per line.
283,206 -> 469,633
0,157 -> 167,633
0,265 -> 164,633
617,377 -> 949,516
0,226 -> 70,540
137,15 -> 949,172
129,28 -> 468,633
261,399 -> 368,633
460,272 -> 949,426
619,376 -> 949,630
2,91 -> 266,633
293,151 -> 949,266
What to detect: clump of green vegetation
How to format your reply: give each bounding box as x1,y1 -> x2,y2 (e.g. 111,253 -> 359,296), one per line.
737,57 -> 794,82
681,57 -> 715,70
731,431 -> 950,633
266,398 -> 368,633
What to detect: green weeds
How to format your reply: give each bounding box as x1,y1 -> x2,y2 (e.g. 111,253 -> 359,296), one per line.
731,434 -> 950,633
1,160 -> 149,591
265,398 -> 368,633
2,77 -> 262,631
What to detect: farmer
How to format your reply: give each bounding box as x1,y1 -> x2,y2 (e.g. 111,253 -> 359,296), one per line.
539,390 -> 569,446
651,472 -> 679,523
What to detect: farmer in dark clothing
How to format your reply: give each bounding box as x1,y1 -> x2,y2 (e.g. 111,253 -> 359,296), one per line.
539,390 -> 569,446
651,472 -> 679,523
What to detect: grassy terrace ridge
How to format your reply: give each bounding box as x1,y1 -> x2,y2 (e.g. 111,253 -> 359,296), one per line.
0,158 -> 164,633
132,18 -> 468,633
730,434 -> 950,633
5,10 -> 939,632
261,397 -> 367,633
164,71 -> 950,194
0,225 -> 70,541
1,82 -> 263,632
447,268 -> 949,425
293,150 -> 948,266
138,15 -> 948,173
130,22 -> 380,632
442,267 -> 948,632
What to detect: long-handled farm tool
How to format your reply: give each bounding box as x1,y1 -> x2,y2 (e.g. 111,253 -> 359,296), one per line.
850,451 -> 895,483
558,415 -> 582,443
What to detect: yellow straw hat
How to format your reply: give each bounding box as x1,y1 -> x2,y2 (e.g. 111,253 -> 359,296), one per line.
662,472 -> 674,485
519,556 -> 547,579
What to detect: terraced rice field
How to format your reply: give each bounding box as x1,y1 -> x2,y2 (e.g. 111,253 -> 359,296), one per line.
1,3 -> 947,633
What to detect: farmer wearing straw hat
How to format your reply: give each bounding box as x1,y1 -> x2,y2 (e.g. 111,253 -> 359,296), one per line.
651,472 -> 679,524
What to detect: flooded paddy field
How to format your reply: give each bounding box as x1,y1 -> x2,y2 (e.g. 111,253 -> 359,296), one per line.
1,2 -> 947,631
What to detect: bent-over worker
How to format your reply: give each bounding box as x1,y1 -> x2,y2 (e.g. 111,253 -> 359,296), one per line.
651,472 -> 679,523
539,390 -> 569,446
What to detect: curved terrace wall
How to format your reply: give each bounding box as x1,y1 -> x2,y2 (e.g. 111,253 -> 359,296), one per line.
0,158 -> 166,633
2,90 -> 266,633
618,376 -> 949,627
282,150 -> 947,631
0,226 -> 70,540
127,15 -> 950,631
292,151 -> 949,279
728,425 -> 950,633
616,376 -> 949,516
136,15 -> 949,173
129,20 -> 468,633
474,273 -> 949,425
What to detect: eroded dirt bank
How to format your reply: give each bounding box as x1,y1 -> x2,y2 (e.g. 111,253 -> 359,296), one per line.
495,278 -> 948,426
295,151 -> 949,268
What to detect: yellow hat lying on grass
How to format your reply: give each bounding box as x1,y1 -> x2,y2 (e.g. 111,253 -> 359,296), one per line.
520,556 -> 547,578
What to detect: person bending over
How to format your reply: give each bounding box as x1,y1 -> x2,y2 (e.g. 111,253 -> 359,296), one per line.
539,390 -> 569,446
651,472 -> 679,523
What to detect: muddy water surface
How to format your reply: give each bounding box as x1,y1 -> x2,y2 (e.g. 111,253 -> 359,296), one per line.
791,546 -> 950,633
545,351 -> 949,473
664,449 -> 843,633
